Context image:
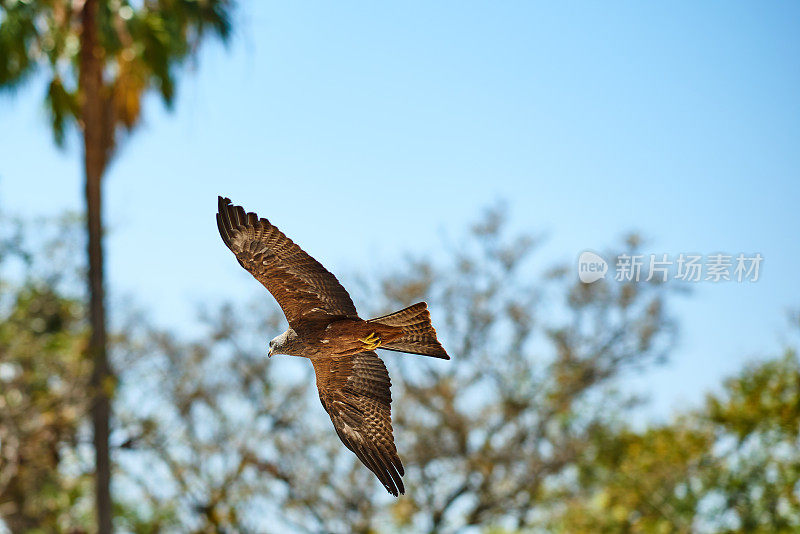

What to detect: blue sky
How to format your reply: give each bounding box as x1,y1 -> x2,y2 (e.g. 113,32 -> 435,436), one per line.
1,1 -> 799,418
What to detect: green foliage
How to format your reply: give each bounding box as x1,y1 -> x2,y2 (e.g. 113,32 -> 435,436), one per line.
548,349 -> 800,533
46,75 -> 79,146
701,350 -> 800,533
552,420 -> 711,533
707,350 -> 800,441
0,0 -> 36,90
0,219 -> 92,532
0,0 -> 233,147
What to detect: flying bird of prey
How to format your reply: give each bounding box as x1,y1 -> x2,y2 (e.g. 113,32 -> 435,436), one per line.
216,197 -> 449,496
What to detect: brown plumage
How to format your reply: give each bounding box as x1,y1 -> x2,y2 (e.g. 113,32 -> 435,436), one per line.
216,196 -> 449,496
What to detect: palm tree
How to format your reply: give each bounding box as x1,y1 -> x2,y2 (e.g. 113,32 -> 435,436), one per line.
0,1 -> 234,531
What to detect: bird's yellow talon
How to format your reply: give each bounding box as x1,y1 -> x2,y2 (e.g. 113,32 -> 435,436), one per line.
359,332 -> 381,350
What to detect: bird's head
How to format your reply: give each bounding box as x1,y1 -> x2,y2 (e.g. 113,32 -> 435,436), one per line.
268,328 -> 297,357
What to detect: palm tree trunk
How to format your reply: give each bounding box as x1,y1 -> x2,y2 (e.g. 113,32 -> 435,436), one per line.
80,0 -> 113,532
86,172 -> 112,534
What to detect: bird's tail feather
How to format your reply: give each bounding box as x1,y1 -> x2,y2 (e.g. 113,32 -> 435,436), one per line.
368,302 -> 449,359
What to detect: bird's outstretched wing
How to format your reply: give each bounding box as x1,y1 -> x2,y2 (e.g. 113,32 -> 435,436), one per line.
312,351 -> 405,496
217,197 -> 358,326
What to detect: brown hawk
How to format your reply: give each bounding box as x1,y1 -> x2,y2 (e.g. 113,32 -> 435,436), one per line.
216,196 -> 449,496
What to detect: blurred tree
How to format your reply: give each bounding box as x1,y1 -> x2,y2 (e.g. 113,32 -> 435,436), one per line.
550,334 -> 800,533
0,284 -> 91,533
3,206 -> 796,533
112,300 -> 310,533
551,418 -> 713,533
117,206 -> 678,532
0,1 -> 234,530
361,210 -> 675,533
702,350 -> 800,532
0,215 -> 92,532
109,209 -> 799,533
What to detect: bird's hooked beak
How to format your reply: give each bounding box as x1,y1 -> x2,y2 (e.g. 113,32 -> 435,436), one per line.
268,346 -> 274,358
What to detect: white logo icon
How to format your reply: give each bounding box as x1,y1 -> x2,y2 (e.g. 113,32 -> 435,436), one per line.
578,251 -> 608,283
